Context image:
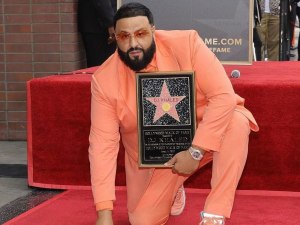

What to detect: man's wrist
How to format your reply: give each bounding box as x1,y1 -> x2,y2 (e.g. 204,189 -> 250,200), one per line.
97,210 -> 113,222
188,146 -> 205,161
192,145 -> 206,155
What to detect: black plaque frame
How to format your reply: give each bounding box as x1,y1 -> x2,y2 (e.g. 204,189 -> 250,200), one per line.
136,71 -> 196,167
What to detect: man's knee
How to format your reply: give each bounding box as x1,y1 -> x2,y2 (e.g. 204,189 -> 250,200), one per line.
219,111 -> 250,164
219,111 -> 250,158
228,111 -> 250,136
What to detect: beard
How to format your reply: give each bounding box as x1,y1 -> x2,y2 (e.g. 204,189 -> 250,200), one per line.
117,40 -> 156,72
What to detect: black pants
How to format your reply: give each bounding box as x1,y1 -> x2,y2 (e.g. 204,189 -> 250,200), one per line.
81,32 -> 116,67
253,27 -> 262,61
297,6 -> 300,60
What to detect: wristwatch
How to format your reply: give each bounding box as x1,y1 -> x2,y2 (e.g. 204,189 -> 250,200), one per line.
188,146 -> 204,161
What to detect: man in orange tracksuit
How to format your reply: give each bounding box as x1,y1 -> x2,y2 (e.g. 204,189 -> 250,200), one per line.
89,3 -> 259,225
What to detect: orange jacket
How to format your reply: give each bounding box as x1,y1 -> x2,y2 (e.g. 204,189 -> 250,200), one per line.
89,30 -> 259,212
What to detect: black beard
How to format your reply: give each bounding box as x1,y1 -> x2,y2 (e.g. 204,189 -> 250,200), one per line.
118,40 -> 156,71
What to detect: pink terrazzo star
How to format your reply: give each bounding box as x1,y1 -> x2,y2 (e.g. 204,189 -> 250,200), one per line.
146,81 -> 186,122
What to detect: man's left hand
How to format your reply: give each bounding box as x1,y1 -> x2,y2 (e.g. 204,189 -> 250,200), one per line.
165,150 -> 199,175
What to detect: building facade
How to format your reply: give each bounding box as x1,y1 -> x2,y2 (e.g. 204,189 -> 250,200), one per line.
0,0 -> 86,140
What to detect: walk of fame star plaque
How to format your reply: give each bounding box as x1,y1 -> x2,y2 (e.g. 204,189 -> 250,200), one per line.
136,71 -> 196,167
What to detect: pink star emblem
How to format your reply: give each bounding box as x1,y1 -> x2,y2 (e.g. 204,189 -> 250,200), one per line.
146,81 -> 186,122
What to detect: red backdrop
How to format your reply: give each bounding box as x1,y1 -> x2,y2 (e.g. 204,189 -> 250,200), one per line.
27,62 -> 300,191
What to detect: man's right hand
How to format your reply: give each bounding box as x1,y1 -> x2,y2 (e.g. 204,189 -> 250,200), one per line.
95,210 -> 114,225
107,26 -> 115,44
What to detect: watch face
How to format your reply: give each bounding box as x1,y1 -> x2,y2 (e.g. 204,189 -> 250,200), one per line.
192,151 -> 201,159
189,148 -> 202,160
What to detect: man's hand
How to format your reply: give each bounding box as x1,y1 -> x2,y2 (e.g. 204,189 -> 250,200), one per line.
107,26 -> 115,44
164,150 -> 200,175
95,210 -> 114,225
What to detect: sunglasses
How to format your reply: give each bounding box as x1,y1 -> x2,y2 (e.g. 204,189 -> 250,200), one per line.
115,29 -> 152,42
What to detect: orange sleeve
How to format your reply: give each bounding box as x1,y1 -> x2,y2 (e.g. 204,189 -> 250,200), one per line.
95,200 -> 114,211
190,31 -> 236,152
89,75 -> 119,206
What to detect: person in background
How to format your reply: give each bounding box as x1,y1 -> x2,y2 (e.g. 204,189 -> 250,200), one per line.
89,2 -> 259,225
290,0 -> 300,60
253,0 -> 262,60
257,0 -> 280,60
78,0 -> 117,67
297,1 -> 300,60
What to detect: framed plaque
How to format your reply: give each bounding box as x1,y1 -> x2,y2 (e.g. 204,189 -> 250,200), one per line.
136,72 -> 196,167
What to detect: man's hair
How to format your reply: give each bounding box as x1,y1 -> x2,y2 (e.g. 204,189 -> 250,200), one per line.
113,2 -> 154,27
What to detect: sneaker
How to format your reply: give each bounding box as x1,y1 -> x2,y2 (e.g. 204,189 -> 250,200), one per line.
170,185 -> 186,216
199,212 -> 225,225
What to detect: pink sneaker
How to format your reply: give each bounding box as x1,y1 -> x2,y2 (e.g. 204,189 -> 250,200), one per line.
170,185 -> 186,216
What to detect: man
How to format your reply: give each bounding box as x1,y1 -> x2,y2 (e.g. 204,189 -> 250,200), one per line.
89,3 -> 259,225
256,0 -> 280,60
78,0 -> 117,67
253,0 -> 262,60
297,1 -> 300,60
289,0 -> 300,60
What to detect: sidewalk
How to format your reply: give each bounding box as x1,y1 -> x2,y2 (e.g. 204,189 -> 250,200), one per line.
0,141 -> 61,224
0,141 -> 29,208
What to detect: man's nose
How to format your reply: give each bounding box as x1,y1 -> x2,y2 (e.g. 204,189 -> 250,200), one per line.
129,36 -> 139,48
